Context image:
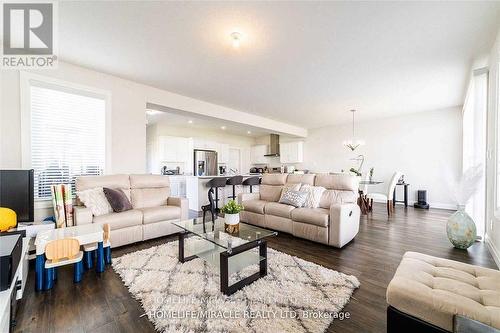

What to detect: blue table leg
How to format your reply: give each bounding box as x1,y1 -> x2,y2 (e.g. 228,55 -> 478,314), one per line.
104,246 -> 112,265
83,250 -> 94,270
35,254 -> 45,291
73,261 -> 84,283
44,267 -> 54,290
96,241 -> 105,273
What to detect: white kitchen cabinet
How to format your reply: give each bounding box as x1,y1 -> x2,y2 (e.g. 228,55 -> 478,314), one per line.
279,141 -> 304,163
169,176 -> 187,198
193,138 -> 217,151
159,136 -> 192,162
251,145 -> 268,164
217,143 -> 229,164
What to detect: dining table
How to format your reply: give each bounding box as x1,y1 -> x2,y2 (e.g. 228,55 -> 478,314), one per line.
34,224 -> 105,291
358,180 -> 384,215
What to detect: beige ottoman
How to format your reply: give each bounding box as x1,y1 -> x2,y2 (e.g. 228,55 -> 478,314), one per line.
386,252 -> 500,332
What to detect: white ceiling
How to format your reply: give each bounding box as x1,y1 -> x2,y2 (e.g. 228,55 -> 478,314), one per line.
59,1 -> 500,128
146,105 -> 272,138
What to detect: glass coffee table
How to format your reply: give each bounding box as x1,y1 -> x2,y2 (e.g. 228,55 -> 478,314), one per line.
173,218 -> 277,295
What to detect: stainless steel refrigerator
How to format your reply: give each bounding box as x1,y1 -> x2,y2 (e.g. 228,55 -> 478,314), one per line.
194,150 -> 218,176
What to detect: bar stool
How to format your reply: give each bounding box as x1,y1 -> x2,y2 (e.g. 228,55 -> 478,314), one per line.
201,187 -> 216,231
242,176 -> 260,193
206,177 -> 227,213
226,176 -> 243,201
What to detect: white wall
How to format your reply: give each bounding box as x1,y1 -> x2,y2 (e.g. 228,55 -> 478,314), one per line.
485,27 -> 500,268
301,108 -> 463,209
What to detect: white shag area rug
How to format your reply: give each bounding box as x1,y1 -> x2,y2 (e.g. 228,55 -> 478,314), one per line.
112,239 -> 359,333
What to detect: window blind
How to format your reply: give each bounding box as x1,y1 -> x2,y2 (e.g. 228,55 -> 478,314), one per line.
30,83 -> 106,200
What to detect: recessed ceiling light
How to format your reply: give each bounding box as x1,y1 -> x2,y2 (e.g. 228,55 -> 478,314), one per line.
230,32 -> 242,48
221,126 -> 226,130
247,131 -> 252,134
188,120 -> 193,124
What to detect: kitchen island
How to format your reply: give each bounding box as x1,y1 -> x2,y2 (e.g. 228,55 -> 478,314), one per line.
186,174 -> 261,211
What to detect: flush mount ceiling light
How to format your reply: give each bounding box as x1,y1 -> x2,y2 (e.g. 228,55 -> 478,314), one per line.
230,31 -> 242,48
343,109 -> 365,151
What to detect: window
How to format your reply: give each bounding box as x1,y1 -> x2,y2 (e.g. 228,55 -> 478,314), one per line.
463,69 -> 487,237
27,79 -> 106,200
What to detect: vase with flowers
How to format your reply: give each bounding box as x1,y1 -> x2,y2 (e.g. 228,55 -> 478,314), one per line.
445,165 -> 483,249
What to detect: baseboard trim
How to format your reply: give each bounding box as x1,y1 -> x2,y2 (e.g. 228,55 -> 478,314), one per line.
371,199 -> 456,211
485,233 -> 500,269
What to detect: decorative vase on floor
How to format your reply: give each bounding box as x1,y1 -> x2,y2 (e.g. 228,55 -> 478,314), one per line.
224,213 -> 240,233
446,205 -> 476,249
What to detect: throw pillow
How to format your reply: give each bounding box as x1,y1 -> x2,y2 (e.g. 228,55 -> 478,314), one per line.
103,187 -> 132,213
279,183 -> 301,202
279,190 -> 308,208
301,184 -> 326,208
76,187 -> 113,216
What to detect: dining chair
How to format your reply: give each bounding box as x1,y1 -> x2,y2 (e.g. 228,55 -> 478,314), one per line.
44,238 -> 84,287
366,171 -> 403,216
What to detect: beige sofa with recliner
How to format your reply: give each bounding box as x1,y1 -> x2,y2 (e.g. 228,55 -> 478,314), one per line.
73,174 -> 188,248
238,173 -> 360,248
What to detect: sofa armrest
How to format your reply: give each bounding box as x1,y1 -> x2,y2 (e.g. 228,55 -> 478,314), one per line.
238,192 -> 260,204
329,203 -> 360,248
73,206 -> 93,226
168,197 -> 189,221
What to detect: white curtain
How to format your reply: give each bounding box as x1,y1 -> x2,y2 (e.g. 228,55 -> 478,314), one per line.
462,69 -> 488,238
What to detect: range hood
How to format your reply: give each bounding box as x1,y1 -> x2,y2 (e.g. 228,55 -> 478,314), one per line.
264,134 -> 280,157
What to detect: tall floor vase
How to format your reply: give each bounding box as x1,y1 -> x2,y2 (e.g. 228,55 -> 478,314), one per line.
446,205 -> 476,249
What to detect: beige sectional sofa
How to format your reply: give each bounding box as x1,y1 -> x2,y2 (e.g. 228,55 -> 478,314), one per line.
74,174 -> 188,248
238,173 -> 360,248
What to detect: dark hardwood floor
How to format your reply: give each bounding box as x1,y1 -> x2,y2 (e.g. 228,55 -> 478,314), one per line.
14,204 -> 497,333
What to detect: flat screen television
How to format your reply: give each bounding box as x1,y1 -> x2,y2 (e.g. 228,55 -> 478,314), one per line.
0,170 -> 34,224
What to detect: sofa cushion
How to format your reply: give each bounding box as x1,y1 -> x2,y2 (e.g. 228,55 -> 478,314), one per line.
76,187 -> 113,216
131,187 -> 170,209
319,190 -> 357,209
286,174 -> 315,186
278,183 -> 301,202
129,174 -> 170,188
291,207 -> 329,227
301,184 -> 326,208
242,200 -> 267,214
76,174 -> 130,191
141,206 -> 181,224
314,174 -> 359,191
259,185 -> 283,202
387,251 -> 500,331
279,190 -> 308,208
93,209 -> 143,230
103,187 -> 132,212
261,174 -> 288,185
265,202 -> 295,218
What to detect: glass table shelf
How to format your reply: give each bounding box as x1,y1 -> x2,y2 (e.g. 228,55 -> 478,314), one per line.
173,217 -> 276,295
173,218 -> 277,250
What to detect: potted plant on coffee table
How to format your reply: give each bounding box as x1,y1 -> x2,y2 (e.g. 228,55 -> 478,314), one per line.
221,200 -> 244,234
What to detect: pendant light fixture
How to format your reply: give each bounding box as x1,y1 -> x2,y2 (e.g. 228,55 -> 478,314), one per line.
343,109 -> 365,151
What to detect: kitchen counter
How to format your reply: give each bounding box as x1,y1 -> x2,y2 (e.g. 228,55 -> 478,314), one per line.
186,174 -> 261,211
195,174 -> 261,179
